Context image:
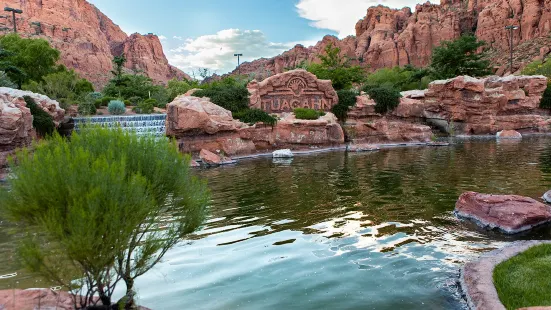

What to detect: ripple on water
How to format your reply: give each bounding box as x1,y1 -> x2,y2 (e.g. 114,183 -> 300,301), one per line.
3,137 -> 551,309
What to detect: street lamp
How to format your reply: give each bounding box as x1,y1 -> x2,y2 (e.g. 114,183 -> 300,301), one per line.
234,53 -> 243,75
505,25 -> 519,74
4,7 -> 22,33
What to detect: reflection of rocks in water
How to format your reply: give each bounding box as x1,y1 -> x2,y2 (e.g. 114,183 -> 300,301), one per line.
496,138 -> 522,146
272,158 -> 293,165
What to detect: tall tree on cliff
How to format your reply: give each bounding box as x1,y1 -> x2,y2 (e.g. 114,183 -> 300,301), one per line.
430,35 -> 492,79
111,53 -> 128,96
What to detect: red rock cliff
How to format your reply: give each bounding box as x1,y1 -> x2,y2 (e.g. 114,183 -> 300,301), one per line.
231,0 -> 551,78
1,0 -> 189,89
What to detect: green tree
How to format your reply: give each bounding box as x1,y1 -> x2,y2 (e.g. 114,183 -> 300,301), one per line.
0,34 -> 62,86
430,35 -> 491,79
307,44 -> 365,90
0,128 -> 209,309
103,74 -> 155,100
364,86 -> 402,114
365,65 -> 433,91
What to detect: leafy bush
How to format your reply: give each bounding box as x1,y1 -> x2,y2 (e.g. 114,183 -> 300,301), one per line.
78,101 -> 97,116
522,57 -> 551,78
85,92 -> 103,104
306,44 -> 365,90
94,96 -> 116,108
167,78 -> 193,101
332,89 -> 358,121
294,108 -> 325,120
233,109 -> 277,126
365,65 -> 434,91
22,69 -> 93,105
0,70 -> 16,88
133,98 -> 155,114
364,86 -> 402,114
128,96 -> 142,106
108,100 -> 126,115
0,127 -> 209,309
194,82 -> 249,113
430,35 -> 491,79
541,82 -> 551,110
23,96 -> 55,137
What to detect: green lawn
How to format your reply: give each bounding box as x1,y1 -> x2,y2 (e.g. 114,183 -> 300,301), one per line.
493,244 -> 551,310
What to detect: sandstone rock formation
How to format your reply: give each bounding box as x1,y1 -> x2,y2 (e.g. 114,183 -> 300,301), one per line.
230,0 -> 551,78
166,96 -> 246,137
455,192 -> 551,234
166,96 -> 345,156
248,69 -> 338,113
0,88 -> 65,125
0,0 -> 190,88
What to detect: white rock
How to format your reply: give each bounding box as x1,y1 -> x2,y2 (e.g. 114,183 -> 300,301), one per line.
272,149 -> 294,158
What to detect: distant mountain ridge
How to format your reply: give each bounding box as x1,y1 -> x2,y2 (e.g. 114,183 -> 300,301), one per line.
1,0 -> 190,88
230,0 -> 551,78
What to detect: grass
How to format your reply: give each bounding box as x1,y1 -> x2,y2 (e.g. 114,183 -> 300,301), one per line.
493,244 -> 551,310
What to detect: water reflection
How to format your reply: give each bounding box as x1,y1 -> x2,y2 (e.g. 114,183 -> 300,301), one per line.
2,137 -> 551,309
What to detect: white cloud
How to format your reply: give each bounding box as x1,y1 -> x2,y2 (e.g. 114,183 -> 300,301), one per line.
173,36 -> 184,40
158,35 -> 167,41
166,29 -> 316,75
296,0 -> 439,38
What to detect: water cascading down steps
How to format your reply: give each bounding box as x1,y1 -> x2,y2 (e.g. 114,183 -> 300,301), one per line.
73,114 -> 167,137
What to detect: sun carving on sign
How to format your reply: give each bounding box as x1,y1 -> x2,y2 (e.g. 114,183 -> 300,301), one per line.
287,77 -> 307,96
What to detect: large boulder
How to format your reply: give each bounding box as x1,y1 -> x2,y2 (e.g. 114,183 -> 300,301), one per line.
0,93 -> 34,153
344,118 -> 432,144
455,192 -> 551,234
0,88 -> 65,125
496,130 -> 522,139
166,96 -> 246,137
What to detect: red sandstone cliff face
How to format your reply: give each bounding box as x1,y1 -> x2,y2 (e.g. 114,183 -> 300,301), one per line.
1,0 -> 189,89
232,0 -> 551,78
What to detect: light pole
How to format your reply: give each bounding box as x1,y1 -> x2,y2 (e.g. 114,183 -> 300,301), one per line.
505,25 -> 519,74
234,53 -> 243,75
4,7 -> 22,33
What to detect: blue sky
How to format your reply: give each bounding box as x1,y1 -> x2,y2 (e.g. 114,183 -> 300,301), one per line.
88,0 -> 437,75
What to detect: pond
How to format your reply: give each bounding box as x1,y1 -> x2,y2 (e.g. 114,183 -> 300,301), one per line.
2,137 -> 551,309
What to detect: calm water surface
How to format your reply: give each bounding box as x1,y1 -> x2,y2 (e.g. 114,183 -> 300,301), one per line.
3,137 -> 551,309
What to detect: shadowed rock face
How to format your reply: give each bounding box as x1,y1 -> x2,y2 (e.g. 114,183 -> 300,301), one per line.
455,191 -> 551,234
0,0 -> 190,89
229,0 -> 551,78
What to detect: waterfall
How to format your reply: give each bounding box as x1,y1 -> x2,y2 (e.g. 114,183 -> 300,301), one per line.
73,114 -> 166,137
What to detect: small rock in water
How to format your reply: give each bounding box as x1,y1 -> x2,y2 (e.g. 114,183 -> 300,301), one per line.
200,149 -> 222,166
543,190 -> 551,204
273,149 -> 294,158
496,130 -> 522,139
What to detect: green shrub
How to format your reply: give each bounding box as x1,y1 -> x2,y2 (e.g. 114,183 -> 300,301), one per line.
332,89 -> 358,121
233,109 -> 277,126
23,96 -> 55,136
108,100 -> 126,115
541,82 -> 551,110
128,96 -> 142,106
522,57 -> 551,77
133,99 -> 155,114
85,92 -> 102,104
95,96 -> 116,108
364,86 -> 402,114
78,101 -> 96,116
0,128 -> 209,308
193,84 -> 249,113
293,108 -> 325,120
364,66 -> 434,91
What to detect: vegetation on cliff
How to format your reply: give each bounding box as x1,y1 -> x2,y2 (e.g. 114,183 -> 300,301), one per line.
0,127 -> 209,309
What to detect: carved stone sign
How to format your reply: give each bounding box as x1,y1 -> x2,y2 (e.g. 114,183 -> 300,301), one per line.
247,69 -> 338,113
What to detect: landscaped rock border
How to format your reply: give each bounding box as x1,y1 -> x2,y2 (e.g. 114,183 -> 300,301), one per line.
460,240 -> 551,310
